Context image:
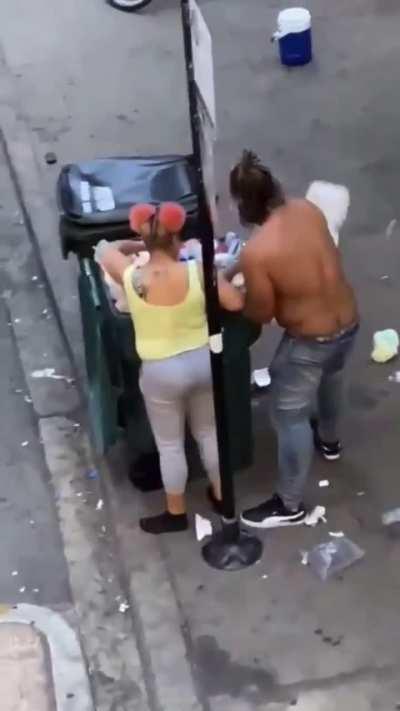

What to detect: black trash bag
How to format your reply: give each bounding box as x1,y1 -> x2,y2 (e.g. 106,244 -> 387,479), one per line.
57,154 -> 198,225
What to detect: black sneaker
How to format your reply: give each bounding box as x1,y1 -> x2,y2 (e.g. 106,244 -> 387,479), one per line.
241,494 -> 306,529
311,420 -> 342,461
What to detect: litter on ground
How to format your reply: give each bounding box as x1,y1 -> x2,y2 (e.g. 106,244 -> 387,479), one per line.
382,508 -> 400,526
385,218 -> 397,238
251,368 -> 271,388
388,372 -> 400,383
300,551 -> 309,566
371,329 -> 399,363
86,468 -> 99,479
195,513 -> 213,542
31,368 -> 70,381
307,537 -> 365,581
305,505 -> 327,527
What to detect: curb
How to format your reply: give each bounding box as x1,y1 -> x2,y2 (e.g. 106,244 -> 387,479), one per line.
0,604 -> 93,711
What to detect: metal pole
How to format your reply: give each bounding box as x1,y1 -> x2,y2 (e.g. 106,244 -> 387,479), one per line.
180,0 -> 262,570
181,0 -> 235,520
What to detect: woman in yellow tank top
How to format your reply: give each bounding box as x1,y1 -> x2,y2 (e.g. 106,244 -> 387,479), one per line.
99,202 -> 243,534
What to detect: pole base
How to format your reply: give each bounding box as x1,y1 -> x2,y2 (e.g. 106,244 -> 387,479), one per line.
202,520 -> 263,571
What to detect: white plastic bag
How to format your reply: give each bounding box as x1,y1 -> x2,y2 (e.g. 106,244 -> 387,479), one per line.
307,537 -> 365,581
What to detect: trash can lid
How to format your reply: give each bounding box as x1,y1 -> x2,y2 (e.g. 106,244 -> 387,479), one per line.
277,7 -> 311,33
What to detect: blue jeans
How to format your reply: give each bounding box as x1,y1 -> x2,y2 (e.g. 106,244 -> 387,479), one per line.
269,324 -> 358,509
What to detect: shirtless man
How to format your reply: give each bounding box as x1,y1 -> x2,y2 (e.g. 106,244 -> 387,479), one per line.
230,150 -> 358,528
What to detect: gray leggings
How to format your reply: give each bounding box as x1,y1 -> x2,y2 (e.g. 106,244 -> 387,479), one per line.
140,346 -> 220,495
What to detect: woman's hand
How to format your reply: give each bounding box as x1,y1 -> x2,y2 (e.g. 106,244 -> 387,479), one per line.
94,241 -> 132,286
217,272 -> 244,312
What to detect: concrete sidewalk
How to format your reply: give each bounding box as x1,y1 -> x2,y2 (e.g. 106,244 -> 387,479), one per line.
2,0 -> 400,709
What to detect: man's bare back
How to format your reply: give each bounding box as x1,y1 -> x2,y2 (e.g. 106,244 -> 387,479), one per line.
240,199 -> 358,337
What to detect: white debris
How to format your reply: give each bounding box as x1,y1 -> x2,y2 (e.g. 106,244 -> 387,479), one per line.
305,505 -> 327,527
31,368 -> 69,381
19,587 -> 26,593
356,491 -> 365,497
21,441 -> 29,448
33,589 -> 39,594
11,571 -> 18,577
371,329 -> 399,364
118,602 -> 130,613
385,219 -> 397,238
76,492 -> 83,498
29,520 -> 35,526
306,181 -> 350,247
42,309 -> 48,316
389,371 -> 400,384
380,275 -> 390,280
319,480 -> 330,488
101,525 -> 107,533
96,499 -> 104,511
31,276 -> 38,282
15,389 -> 23,394
329,531 -> 345,538
232,272 -> 245,288
261,574 -> 269,580
195,513 -> 213,542
251,368 -> 271,388
300,551 -> 309,566
14,318 -> 21,324
24,395 -> 33,404
382,508 -> 400,526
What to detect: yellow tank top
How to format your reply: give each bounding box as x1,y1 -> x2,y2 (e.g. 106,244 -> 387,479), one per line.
123,260 -> 209,361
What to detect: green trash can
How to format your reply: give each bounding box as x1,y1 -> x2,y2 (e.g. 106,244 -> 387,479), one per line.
78,258 -> 260,476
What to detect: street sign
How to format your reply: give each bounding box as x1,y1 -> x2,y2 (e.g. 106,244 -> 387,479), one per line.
188,0 -> 218,230
188,0 -> 216,128
197,96 -> 219,232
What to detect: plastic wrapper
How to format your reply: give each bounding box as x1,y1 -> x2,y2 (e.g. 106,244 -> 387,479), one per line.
307,537 -> 365,581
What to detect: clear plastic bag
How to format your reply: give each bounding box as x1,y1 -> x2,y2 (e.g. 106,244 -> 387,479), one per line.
307,537 -> 365,581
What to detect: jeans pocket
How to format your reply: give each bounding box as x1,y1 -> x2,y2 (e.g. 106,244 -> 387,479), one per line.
289,340 -> 329,368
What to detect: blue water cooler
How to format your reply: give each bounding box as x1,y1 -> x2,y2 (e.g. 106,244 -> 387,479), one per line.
273,8 -> 312,67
